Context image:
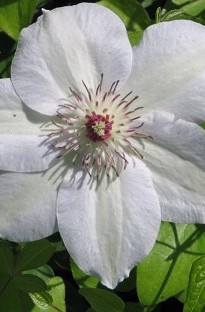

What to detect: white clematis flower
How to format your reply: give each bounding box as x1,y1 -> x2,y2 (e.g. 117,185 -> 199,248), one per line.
1,3 -> 205,289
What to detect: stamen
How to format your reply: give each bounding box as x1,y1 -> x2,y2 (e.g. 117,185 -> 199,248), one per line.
48,74 -> 149,179
82,80 -> 92,102
69,87 -> 82,102
96,73 -> 104,96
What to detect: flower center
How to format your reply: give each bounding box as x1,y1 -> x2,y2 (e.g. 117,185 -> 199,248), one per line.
48,74 -> 151,179
85,112 -> 113,141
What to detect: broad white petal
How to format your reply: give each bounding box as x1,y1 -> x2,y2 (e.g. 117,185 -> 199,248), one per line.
125,20 -> 205,123
0,79 -> 52,135
11,3 -> 132,115
0,162 -> 64,241
0,135 -> 59,172
0,79 -> 59,172
57,158 -> 161,289
137,111 -> 205,223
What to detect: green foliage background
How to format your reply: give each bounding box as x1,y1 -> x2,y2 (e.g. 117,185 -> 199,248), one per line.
1,0 -> 205,311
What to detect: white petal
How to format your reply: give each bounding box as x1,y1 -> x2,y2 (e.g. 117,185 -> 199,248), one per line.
125,20 -> 205,123
0,79 -> 59,172
57,157 -> 161,288
0,164 -> 62,241
11,3 -> 132,115
0,79 -> 52,135
138,111 -> 205,223
0,135 -> 59,172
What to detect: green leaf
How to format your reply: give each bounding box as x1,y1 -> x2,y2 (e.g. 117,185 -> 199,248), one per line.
182,0 -> 205,16
184,255 -> 205,312
14,274 -> 47,293
137,222 -> 205,306
200,122 -> 205,129
79,288 -> 125,312
31,277 -> 66,312
175,288 -> 188,303
0,281 -> 22,312
70,258 -> 99,288
18,0 -> 38,29
128,30 -> 143,46
0,0 -> 38,40
0,244 -> 14,274
141,0 -> 155,8
24,265 -> 54,282
0,279 -> 34,312
14,239 -> 56,273
98,0 -> 150,45
30,292 -> 53,310
172,0 -> 191,5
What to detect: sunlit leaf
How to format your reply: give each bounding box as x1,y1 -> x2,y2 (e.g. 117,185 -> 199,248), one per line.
31,277 -> 66,312
79,288 -> 125,312
0,0 -> 38,40
182,0 -> 205,16
184,255 -> 205,312
137,222 -> 205,305
30,292 -> 53,310
98,0 -> 150,45
172,0 -> 191,5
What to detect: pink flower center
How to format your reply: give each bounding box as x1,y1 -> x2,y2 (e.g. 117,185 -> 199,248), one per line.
85,112 -> 114,142
48,74 -> 152,179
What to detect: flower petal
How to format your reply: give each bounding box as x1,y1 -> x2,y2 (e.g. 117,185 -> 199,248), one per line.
0,79 -> 59,172
57,157 -> 161,288
0,166 -> 61,241
126,20 -> 205,123
11,3 -> 132,115
138,111 -> 205,223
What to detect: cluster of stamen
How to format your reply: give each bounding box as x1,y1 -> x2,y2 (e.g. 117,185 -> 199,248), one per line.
48,74 -> 151,179
85,112 -> 113,141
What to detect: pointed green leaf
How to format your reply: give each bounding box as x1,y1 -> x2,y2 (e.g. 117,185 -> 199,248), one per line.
14,274 -> 47,293
14,239 -> 56,273
184,255 -> 205,312
137,222 -> 205,305
79,288 -> 125,312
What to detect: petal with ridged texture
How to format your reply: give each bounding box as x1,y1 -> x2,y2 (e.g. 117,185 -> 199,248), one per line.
0,165 -> 62,241
11,3 -> 132,115
137,111 -> 205,223
126,20 -> 205,123
57,157 -> 161,288
0,79 -> 59,172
